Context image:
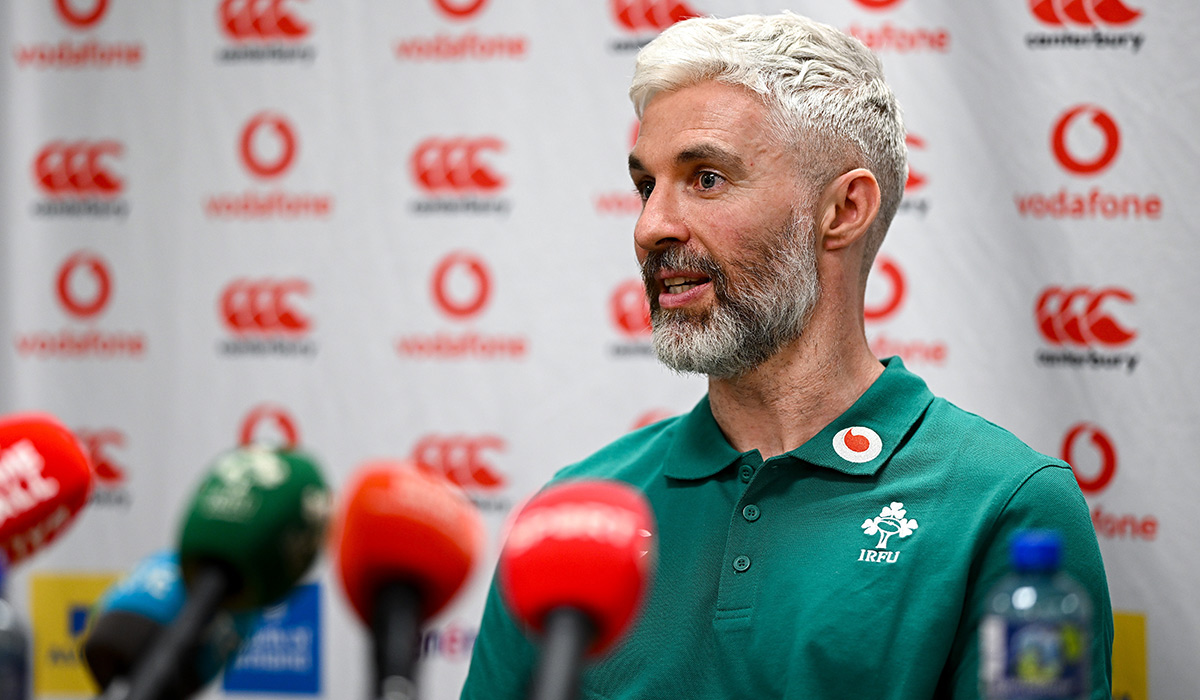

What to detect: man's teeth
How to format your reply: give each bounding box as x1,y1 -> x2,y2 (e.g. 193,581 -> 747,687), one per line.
663,277 -> 705,294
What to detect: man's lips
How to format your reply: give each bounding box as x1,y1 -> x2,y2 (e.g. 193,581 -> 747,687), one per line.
655,272 -> 712,309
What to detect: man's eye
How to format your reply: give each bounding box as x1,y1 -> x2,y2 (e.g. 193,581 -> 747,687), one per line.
636,180 -> 655,200
697,172 -> 723,189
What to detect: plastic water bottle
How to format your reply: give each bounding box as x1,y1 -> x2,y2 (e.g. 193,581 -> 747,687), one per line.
980,530 -> 1091,699
0,557 -> 29,700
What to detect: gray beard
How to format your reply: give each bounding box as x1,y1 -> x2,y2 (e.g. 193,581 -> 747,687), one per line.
641,211 -> 821,379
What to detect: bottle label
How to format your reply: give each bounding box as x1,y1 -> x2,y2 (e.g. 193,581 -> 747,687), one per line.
981,614 -> 1089,699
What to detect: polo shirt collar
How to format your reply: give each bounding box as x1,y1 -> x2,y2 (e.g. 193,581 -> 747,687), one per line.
663,357 -> 934,480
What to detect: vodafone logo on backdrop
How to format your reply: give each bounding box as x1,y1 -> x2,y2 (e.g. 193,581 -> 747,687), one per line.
594,121 -> 645,216
394,0 -> 527,61
609,279 -> 653,358
845,0 -> 951,54
205,111 -> 333,219
611,280 -> 651,338
1060,422 -> 1157,541
433,0 -> 488,19
239,404 -> 301,449
57,251 -> 112,319
1015,105 -> 1161,220
410,137 -> 510,214
630,409 -> 673,431
12,0 -> 142,69
413,434 -> 507,491
216,0 -> 317,62
864,257 -> 947,366
396,251 -> 528,360
217,278 -> 316,357
77,427 -> 131,508
1052,105 -> 1120,176
1061,423 -> 1117,494
1034,285 -> 1139,372
241,113 -> 298,179
55,0 -> 108,29
1026,0 -> 1145,51
864,258 -> 905,323
13,251 -> 146,359
31,140 -> 129,218
431,253 -> 491,319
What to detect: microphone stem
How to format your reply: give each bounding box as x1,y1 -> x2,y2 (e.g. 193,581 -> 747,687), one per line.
114,566 -> 230,700
372,581 -> 423,700
528,608 -> 595,700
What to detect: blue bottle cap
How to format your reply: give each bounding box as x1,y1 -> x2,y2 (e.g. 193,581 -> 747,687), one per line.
1010,529 -> 1063,572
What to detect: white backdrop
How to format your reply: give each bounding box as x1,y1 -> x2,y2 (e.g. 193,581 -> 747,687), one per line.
3,0 -> 1198,699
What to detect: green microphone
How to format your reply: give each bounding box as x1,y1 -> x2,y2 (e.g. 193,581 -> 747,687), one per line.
110,446 -> 330,700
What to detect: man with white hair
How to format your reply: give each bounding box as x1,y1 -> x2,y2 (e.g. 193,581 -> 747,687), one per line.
462,12 -> 1112,699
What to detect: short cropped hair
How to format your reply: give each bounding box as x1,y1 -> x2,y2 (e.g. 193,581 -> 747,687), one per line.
630,12 -> 907,276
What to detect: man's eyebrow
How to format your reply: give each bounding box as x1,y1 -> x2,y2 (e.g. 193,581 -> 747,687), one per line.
675,143 -> 745,171
627,144 -> 747,175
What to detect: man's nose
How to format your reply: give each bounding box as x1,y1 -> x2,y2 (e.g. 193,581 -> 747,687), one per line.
633,186 -> 690,254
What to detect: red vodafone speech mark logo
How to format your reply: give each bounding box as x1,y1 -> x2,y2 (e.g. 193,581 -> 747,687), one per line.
240,112 -> 298,179
413,434 -> 506,490
1052,105 -> 1120,176
433,0 -> 487,19
77,429 -> 126,485
1031,0 -> 1141,27
611,279 -> 651,337
220,278 -> 311,334
432,252 -> 491,319
853,0 -> 904,9
630,409 -> 672,431
219,0 -> 310,40
56,251 -> 112,319
904,134 -> 927,192
1062,423 -> 1117,494
239,404 -> 300,449
412,137 -> 505,194
56,0 -> 108,29
1035,286 -> 1135,347
612,0 -> 699,32
864,257 -> 905,322
35,141 -> 124,197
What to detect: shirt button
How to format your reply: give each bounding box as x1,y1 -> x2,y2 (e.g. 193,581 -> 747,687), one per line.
733,555 -> 751,572
742,504 -> 760,522
739,465 -> 754,483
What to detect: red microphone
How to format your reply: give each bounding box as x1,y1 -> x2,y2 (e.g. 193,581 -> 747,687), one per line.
333,461 -> 485,700
0,412 -> 93,564
499,479 -> 656,700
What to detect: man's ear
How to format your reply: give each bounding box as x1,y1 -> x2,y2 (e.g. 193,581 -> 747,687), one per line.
819,168 -> 881,251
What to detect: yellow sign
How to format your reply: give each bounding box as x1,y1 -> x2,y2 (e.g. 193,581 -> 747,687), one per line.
30,572 -> 119,696
1112,610 -> 1148,700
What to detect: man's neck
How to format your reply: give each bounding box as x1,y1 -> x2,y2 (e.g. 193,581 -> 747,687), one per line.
706,332 -> 883,460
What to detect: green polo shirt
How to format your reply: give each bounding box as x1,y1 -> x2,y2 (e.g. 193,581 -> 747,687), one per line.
461,357 -> 1113,699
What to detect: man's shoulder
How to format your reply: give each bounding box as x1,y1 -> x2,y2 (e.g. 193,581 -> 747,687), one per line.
915,394 -> 1070,478
551,414 -> 683,485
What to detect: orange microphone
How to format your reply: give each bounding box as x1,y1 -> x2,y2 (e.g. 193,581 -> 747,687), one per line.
499,479 -> 656,700
333,461 -> 484,700
0,412 -> 93,564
